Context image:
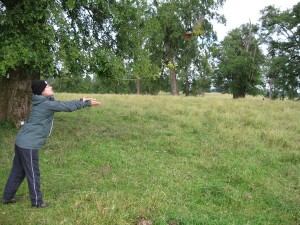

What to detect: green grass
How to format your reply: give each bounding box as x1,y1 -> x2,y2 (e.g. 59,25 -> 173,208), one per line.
1,93 -> 299,225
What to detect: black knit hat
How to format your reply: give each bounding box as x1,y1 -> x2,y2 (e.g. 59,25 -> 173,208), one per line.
31,80 -> 48,95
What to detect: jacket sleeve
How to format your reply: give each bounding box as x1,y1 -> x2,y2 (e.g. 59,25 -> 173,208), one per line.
44,99 -> 91,112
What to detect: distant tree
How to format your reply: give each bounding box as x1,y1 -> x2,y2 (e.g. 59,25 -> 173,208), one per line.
260,3 -> 300,99
150,0 -> 225,96
111,0 -> 161,95
214,24 -> 264,98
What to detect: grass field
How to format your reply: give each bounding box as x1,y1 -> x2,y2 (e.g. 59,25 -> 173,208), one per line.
0,93 -> 299,225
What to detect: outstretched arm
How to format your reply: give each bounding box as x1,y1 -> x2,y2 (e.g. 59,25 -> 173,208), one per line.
45,97 -> 101,112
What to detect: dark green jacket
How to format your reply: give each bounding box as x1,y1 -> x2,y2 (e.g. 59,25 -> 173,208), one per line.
15,95 -> 91,149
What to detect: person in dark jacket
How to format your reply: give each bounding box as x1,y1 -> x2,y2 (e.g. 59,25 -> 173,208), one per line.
2,80 -> 101,208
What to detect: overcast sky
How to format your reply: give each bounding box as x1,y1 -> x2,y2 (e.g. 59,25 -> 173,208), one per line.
213,0 -> 299,41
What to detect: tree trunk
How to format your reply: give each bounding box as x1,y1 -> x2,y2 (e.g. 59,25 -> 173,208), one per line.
0,70 -> 32,127
170,67 -> 178,96
164,41 -> 178,96
136,79 -> 141,95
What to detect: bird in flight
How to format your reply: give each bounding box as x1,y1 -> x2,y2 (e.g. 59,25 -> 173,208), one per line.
183,17 -> 206,39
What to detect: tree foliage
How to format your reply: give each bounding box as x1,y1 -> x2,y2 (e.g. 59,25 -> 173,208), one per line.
260,3 -> 300,99
7,0 -> 300,123
0,0 -> 225,90
0,0 -> 54,77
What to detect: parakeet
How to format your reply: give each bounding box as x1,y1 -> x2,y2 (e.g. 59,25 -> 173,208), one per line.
183,17 -> 205,39
165,60 -> 175,69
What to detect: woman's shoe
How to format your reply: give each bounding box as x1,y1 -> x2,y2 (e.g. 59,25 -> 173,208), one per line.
2,198 -> 17,204
32,202 -> 50,208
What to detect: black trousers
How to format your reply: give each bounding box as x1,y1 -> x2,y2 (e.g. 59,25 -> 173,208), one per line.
2,145 -> 43,206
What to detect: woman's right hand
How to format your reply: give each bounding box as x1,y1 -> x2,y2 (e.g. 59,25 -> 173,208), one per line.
81,97 -> 101,106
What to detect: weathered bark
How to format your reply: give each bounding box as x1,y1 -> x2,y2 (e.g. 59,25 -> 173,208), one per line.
0,70 -> 32,127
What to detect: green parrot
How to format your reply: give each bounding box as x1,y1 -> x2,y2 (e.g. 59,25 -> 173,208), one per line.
183,17 -> 205,39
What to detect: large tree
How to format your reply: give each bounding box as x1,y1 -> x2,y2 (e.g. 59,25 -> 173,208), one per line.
0,1 -> 53,126
260,3 -> 300,99
214,24 -> 264,98
0,0 -> 114,126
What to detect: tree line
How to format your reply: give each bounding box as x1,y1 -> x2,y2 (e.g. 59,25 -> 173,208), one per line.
0,0 -> 299,125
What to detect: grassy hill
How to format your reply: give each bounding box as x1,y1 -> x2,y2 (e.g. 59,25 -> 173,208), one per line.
1,93 -> 299,224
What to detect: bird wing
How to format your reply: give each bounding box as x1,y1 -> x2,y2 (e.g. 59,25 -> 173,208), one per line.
192,17 -> 205,36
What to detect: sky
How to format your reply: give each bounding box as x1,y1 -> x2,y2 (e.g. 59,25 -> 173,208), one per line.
213,0 -> 299,41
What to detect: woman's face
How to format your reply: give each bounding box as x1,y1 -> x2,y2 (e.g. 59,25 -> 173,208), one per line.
41,84 -> 54,96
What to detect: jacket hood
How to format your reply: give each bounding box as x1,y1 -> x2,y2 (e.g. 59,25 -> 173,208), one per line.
32,95 -> 54,106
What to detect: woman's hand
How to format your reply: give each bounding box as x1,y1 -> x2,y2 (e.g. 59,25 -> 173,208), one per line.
90,99 -> 101,106
81,97 -> 101,106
